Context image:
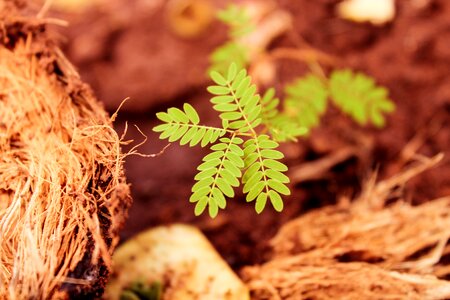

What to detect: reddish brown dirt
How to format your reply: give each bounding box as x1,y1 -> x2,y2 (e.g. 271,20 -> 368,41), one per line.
58,0 -> 449,270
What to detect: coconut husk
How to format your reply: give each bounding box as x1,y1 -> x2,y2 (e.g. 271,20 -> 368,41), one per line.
243,260 -> 450,300
0,2 -> 131,299
242,154 -> 450,299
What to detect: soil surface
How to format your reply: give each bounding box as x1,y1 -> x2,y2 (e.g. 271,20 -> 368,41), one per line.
57,0 -> 450,270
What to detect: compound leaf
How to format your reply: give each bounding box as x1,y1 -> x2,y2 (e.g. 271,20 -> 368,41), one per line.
191,136 -> 244,217
242,135 -> 289,212
329,69 -> 395,127
154,103 -> 226,147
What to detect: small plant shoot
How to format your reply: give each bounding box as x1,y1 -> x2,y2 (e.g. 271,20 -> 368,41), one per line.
154,64 -> 292,217
155,4 -> 395,218
154,60 -> 395,218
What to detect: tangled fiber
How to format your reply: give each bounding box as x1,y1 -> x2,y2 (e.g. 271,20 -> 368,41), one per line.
243,154 -> 450,299
0,1 -> 131,298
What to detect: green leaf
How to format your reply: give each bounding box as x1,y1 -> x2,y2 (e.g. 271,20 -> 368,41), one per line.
223,160 -> 242,178
190,186 -> 209,203
216,177 -> 234,198
246,181 -> 265,202
244,152 -> 259,167
203,151 -> 225,161
156,112 -> 172,122
259,139 -> 278,149
210,71 -> 227,85
220,169 -> 239,187
235,77 -> 251,98
228,120 -> 247,130
229,143 -> 244,154
217,4 -> 255,39
268,190 -> 283,212
267,180 -> 290,195
329,69 -> 395,127
190,135 -> 244,217
198,158 -> 221,171
263,159 -> 288,172
284,74 -> 328,129
220,111 -> 242,121
201,129 -> 214,147
243,171 -> 263,193
211,142 -> 227,151
225,152 -> 244,168
208,199 -> 219,218
232,69 -> 247,90
255,192 -> 267,214
159,124 -> 179,140
213,188 -> 227,209
192,177 -> 214,192
194,197 -> 208,216
207,85 -> 230,95
260,149 -> 284,159
152,123 -> 171,133
227,63 -> 237,82
183,103 -> 200,125
195,168 -> 218,181
168,107 -> 190,123
180,127 -> 197,145
190,127 -> 206,146
242,162 -> 260,183
209,42 -> 248,74
168,125 -> 188,142
266,169 -> 290,183
214,103 -> 238,112
211,95 -> 234,104
265,115 -> 308,142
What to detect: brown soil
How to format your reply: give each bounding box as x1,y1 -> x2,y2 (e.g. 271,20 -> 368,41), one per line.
57,0 -> 450,271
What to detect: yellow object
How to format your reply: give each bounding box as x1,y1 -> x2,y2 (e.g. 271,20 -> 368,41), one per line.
51,0 -> 102,11
105,224 -> 250,300
337,0 -> 395,25
167,0 -> 214,38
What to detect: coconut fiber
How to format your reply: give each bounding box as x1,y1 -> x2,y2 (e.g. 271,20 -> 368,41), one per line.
0,1 -> 131,298
242,154 -> 450,299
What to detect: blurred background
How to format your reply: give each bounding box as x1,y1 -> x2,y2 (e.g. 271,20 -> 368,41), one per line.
47,0 -> 449,269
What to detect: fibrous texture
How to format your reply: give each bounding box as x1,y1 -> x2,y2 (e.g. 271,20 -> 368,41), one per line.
243,154 -> 450,299
0,3 -> 131,299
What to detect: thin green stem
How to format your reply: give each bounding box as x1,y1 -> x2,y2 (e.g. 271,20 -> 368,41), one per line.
169,122 -> 252,137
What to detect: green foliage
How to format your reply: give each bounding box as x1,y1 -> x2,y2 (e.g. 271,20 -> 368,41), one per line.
191,135 -> 244,217
208,64 -> 262,132
174,2 -> 397,218
329,69 -> 396,127
209,42 -> 248,75
120,280 -> 162,300
210,3 -> 395,133
217,4 -> 254,39
277,70 -> 395,133
260,88 -> 308,142
154,64 -> 290,217
243,135 -> 289,213
284,74 -> 329,129
153,103 -> 227,147
209,5 -> 254,74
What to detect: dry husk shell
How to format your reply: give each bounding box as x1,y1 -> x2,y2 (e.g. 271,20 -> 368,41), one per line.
243,154 -> 450,299
0,1 -> 131,298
